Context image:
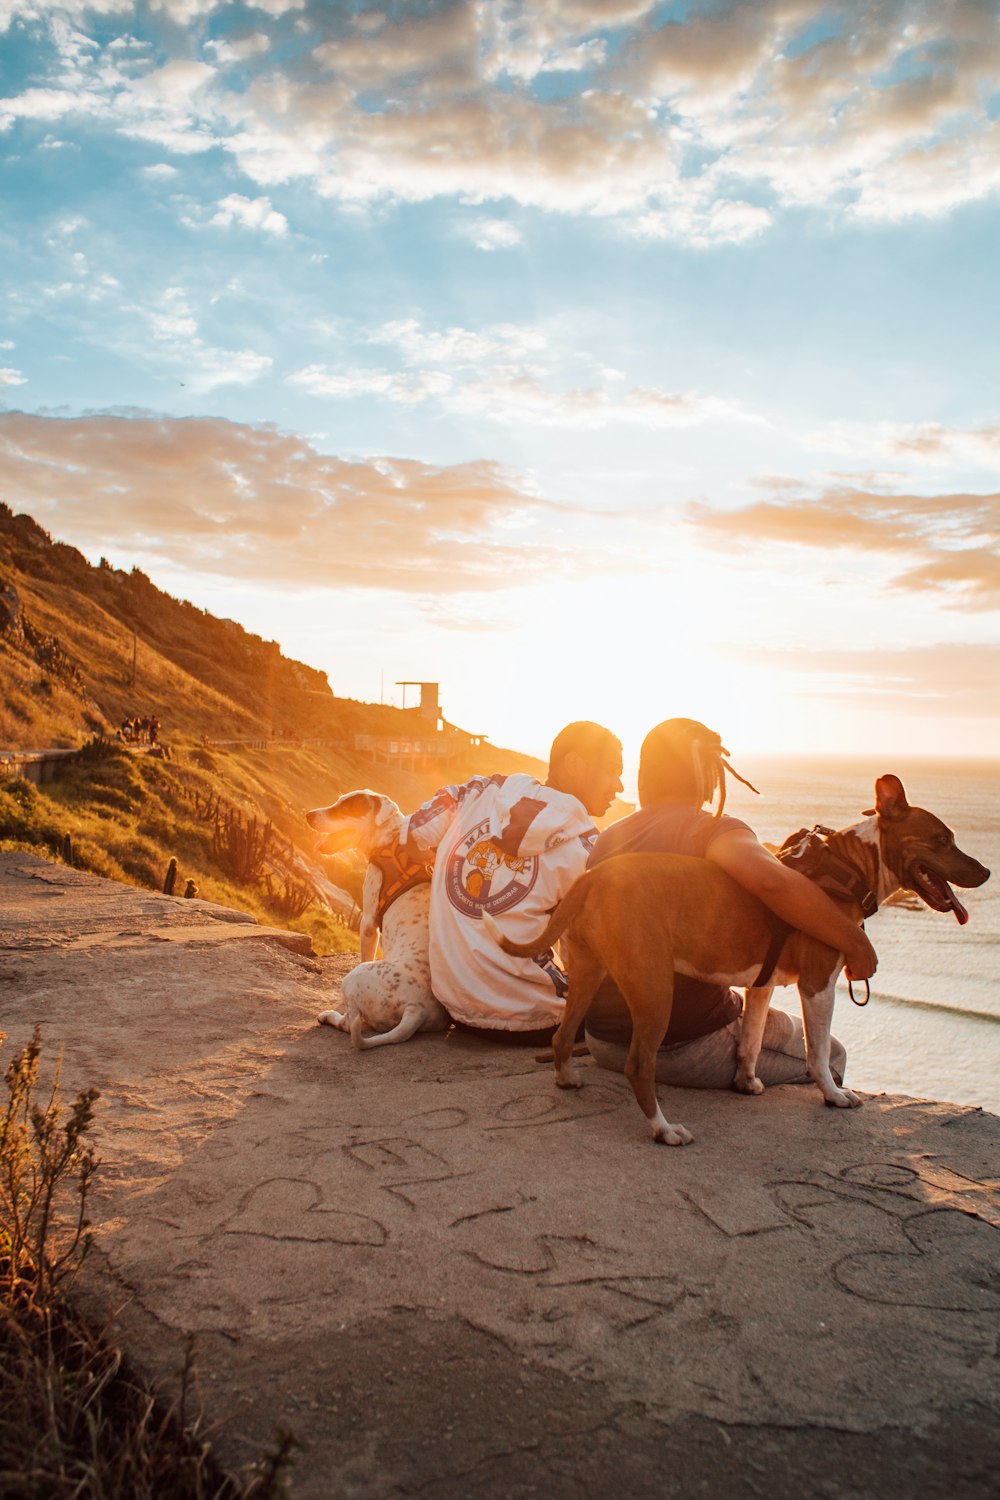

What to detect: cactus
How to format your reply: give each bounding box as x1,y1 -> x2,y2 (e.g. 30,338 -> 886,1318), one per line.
211,806 -> 273,884
193,790 -> 221,823
266,873 -> 315,920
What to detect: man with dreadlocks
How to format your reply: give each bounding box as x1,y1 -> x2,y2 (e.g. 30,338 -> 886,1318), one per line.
583,718 -> 877,1088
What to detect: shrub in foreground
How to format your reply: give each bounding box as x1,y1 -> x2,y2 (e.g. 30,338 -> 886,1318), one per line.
0,1028 -> 295,1498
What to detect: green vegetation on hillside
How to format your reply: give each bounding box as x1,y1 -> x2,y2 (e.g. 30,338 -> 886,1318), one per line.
0,739 -> 357,954
1,502 -> 551,938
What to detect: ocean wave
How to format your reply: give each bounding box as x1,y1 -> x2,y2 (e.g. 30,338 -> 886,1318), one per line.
839,987 -> 1000,1026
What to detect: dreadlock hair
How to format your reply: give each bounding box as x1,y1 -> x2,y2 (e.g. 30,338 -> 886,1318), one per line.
548,720 -> 622,778
637,718 -> 758,818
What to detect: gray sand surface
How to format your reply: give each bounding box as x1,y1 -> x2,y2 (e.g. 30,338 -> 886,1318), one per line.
2,851 -> 998,1498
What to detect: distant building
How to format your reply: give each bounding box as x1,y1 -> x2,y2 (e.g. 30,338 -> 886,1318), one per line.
398,680 -> 441,724
353,680 -> 488,772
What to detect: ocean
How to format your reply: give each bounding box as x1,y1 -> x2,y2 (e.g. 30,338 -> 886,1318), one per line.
714,757 -> 1000,1116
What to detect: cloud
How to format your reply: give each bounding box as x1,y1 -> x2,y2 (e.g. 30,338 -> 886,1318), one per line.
893,421 -> 1000,467
288,315 -> 757,428
369,319 -> 546,366
459,217 -> 524,252
130,286 -> 272,391
0,31 -> 220,153
290,357 -> 756,430
247,0 -> 306,14
204,32 -> 271,65
287,365 -> 453,404
2,3 -> 998,249
0,409 -> 600,593
480,0 -> 656,84
210,191 -> 288,234
688,487 -> 1000,609
446,374 -> 755,429
632,198 -> 773,246
0,366 -> 27,385
741,641 -> 1000,719
313,3 -> 481,91
9,204 -> 271,389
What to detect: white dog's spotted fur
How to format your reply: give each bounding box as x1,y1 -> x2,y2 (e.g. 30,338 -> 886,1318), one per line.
306,790 -> 448,1049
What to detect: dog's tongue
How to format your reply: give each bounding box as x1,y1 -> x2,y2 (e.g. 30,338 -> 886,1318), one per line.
936,875 -> 969,925
914,864 -> 969,924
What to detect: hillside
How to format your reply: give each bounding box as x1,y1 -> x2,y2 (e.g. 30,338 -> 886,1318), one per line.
0,502 -> 543,773
0,503 -> 537,762
0,503 -> 552,951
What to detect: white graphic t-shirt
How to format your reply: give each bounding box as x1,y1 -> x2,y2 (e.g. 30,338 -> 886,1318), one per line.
403,774 -> 598,1030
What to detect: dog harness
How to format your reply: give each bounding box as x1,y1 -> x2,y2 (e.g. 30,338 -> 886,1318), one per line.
776,826 -> 879,917
743,825 -> 879,1001
371,839 -> 435,927
748,826 -> 880,991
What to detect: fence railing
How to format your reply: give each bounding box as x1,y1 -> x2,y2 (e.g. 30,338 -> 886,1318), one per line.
0,749 -> 80,785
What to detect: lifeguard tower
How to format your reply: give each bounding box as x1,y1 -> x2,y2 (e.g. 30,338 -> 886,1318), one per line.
396,680 -> 443,729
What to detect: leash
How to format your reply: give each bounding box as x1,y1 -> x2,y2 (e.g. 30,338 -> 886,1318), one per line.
848,915 -> 871,1005
750,918 -> 792,990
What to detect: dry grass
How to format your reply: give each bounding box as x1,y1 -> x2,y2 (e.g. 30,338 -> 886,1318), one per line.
0,1027 -> 296,1499
0,639 -> 103,750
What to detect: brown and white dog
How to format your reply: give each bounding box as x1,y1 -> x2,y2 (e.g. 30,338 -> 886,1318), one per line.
306,790 -> 449,1048
483,775 -> 989,1144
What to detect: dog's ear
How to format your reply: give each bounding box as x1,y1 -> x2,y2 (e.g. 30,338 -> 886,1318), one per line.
333,790 -> 380,820
874,774 -> 909,822
372,796 -> 403,835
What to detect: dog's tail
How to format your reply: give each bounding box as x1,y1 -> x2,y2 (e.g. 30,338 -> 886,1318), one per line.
350,1005 -> 427,1050
481,870 -> 594,957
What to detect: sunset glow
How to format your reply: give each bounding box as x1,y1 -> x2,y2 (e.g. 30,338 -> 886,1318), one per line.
1,1 -> 998,764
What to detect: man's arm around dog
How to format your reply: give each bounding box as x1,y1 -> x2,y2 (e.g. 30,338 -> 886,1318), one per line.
707,831 -> 877,981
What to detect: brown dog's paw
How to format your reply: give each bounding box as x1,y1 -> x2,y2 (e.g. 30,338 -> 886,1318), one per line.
554,1064 -> 583,1089
649,1111 -> 694,1146
824,1085 -> 862,1108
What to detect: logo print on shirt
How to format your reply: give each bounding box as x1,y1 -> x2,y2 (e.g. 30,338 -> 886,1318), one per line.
445,820 -> 538,918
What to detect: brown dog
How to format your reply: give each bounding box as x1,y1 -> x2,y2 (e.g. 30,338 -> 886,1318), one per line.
483,775 -> 989,1145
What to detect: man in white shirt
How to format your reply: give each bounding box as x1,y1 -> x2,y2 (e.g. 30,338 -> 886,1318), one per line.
403,721 -> 623,1042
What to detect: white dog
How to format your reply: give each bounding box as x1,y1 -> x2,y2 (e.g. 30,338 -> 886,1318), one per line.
306,790 -> 449,1048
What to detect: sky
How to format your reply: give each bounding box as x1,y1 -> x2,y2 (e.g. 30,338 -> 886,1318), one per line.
1,0 -> 999,775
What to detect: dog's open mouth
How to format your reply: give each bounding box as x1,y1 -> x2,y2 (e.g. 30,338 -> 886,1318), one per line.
312,829 -> 356,857
909,862 -> 969,924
